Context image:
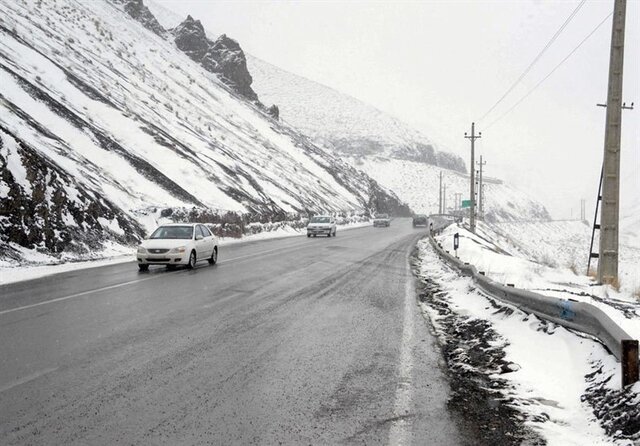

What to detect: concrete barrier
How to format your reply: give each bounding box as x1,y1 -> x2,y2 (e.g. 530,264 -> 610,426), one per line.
426,219 -> 639,387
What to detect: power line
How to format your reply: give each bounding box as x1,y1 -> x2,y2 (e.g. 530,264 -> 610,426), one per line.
485,11 -> 613,130
478,0 -> 587,122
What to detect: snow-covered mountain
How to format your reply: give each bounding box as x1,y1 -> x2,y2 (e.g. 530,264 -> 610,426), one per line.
0,0 -> 409,264
147,0 -> 465,172
143,0 -> 551,222
247,56 -> 466,172
246,58 -> 551,222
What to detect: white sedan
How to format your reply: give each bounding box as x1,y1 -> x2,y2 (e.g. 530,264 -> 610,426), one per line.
307,215 -> 337,237
136,223 -> 218,271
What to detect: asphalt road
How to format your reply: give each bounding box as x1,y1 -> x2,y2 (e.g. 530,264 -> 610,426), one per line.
0,220 -> 463,445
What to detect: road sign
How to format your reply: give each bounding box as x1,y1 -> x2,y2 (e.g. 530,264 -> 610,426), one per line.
461,200 -> 472,209
453,233 -> 459,250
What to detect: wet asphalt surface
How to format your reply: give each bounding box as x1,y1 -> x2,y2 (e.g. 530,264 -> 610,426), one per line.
0,220 -> 464,445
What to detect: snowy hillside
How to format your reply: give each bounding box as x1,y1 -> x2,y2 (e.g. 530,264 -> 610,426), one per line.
147,1 -> 465,171
0,0 -> 408,264
247,56 -> 465,172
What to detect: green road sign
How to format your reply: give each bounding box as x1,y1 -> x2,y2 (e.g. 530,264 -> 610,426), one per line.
461,199 -> 472,208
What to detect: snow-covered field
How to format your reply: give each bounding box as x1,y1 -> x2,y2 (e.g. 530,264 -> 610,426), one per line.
418,218 -> 640,444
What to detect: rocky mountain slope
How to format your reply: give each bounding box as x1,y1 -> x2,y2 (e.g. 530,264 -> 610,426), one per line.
0,0 -> 408,264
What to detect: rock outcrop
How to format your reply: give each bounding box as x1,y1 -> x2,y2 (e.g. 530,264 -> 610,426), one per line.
113,0 -> 166,37
173,14 -> 209,60
267,104 -> 280,120
174,16 -> 258,101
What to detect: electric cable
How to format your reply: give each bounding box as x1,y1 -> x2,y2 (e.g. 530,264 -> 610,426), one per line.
478,0 -> 587,122
485,11 -> 613,130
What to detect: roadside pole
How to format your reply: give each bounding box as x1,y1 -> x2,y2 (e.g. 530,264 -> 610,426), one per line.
465,123 -> 481,233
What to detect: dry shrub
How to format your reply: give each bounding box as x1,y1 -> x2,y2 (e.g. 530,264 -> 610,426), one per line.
605,277 -> 622,292
539,253 -> 558,268
567,261 -> 579,275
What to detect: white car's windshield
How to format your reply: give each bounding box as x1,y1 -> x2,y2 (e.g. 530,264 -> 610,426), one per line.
150,226 -> 193,240
375,214 -> 389,219
310,217 -> 330,223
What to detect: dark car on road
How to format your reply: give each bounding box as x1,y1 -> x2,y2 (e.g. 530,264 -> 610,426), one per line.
412,214 -> 428,227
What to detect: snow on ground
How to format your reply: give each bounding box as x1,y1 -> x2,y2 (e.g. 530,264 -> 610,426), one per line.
422,217 -> 640,444
0,220 -> 371,285
416,238 -> 629,445
433,220 -> 640,339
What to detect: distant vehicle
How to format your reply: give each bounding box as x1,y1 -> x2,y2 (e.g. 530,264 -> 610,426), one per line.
413,214 -> 428,227
373,213 -> 391,227
137,223 -> 218,271
307,215 -> 337,237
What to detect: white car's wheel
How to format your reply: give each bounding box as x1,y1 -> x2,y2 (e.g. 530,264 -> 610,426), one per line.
187,250 -> 197,269
208,247 -> 218,265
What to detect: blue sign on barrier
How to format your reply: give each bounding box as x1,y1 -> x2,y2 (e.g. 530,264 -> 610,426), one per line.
560,300 -> 576,320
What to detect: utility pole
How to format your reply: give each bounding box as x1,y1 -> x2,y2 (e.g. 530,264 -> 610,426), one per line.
477,156 -> 486,221
581,199 -> 586,221
465,123 -> 481,233
598,0 -> 627,285
443,183 -> 447,214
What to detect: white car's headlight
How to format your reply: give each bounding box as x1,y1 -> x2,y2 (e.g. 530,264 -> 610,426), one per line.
170,246 -> 186,253
137,246 -> 147,254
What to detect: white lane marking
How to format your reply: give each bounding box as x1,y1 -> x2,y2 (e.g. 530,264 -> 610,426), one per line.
220,245 -> 302,264
388,251 -> 415,446
0,272 -> 182,316
0,237 -> 337,317
0,367 -> 58,394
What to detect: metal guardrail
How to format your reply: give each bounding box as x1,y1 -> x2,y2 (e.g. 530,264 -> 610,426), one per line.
426,219 -> 639,387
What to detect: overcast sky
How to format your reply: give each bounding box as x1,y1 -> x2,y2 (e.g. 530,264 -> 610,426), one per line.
155,0 -> 639,219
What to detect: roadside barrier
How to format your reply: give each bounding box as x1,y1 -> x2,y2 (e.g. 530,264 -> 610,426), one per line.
426,220 -> 639,387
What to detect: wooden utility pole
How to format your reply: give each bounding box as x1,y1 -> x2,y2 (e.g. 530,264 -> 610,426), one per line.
598,0 -> 627,285
465,123 -> 481,233
477,156 -> 486,221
